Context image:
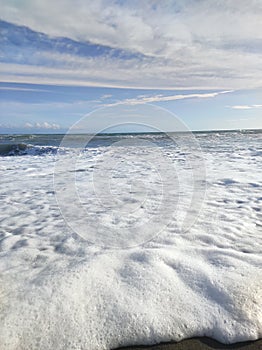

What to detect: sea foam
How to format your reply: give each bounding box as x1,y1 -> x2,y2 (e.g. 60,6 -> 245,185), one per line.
0,131 -> 261,349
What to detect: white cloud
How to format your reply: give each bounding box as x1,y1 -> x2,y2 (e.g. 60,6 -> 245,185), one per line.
24,122 -> 33,128
0,1 -> 262,89
1,0 -> 262,58
24,122 -> 61,130
0,123 -> 16,129
231,104 -> 262,110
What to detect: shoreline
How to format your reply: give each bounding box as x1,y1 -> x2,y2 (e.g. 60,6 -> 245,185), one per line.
115,337 -> 262,350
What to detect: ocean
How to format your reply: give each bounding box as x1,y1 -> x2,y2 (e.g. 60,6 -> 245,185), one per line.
0,130 -> 261,349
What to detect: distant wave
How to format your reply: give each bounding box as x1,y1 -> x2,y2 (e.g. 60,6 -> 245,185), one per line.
0,129 -> 261,156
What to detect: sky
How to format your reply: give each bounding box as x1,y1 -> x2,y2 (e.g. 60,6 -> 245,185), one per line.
0,0 -> 261,133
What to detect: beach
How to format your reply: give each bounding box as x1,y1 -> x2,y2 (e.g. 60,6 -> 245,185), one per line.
116,337 -> 262,350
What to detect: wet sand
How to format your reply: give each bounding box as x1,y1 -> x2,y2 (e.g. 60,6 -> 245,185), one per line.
115,337 -> 262,350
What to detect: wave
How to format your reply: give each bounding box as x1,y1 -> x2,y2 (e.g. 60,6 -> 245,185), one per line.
0,143 -> 59,156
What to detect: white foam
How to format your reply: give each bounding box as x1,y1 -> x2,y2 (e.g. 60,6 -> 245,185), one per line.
0,132 -> 261,349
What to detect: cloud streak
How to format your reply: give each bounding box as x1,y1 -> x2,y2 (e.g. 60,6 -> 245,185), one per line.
1,50 -> 261,90
230,104 -> 262,110
106,90 -> 234,106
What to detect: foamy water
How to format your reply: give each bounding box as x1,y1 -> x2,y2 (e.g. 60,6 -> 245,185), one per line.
0,131 -> 261,349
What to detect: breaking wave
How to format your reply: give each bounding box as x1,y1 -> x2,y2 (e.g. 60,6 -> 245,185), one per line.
0,143 -> 59,156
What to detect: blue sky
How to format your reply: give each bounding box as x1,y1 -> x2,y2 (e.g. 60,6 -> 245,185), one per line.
0,0 -> 261,133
